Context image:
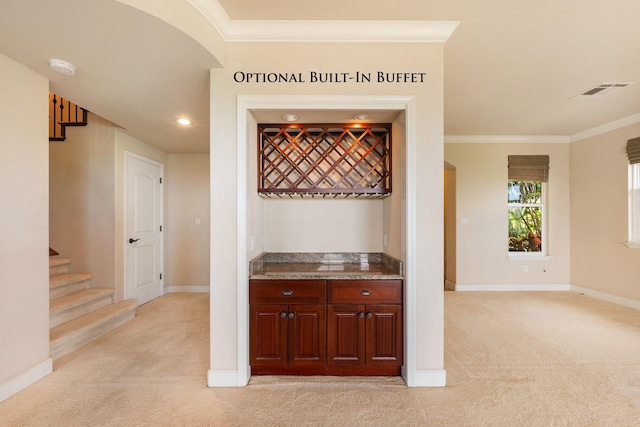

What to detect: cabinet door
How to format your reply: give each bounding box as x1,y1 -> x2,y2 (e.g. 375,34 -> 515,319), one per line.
327,304 -> 365,366
365,304 -> 403,366
288,304 -> 326,366
250,304 -> 288,366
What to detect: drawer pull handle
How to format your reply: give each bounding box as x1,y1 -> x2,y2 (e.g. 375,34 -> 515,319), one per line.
282,290 -> 293,296
361,290 -> 371,296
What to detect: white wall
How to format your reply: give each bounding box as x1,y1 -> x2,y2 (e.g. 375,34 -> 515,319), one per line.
444,141 -> 571,288
210,41 -> 446,385
383,113 -> 407,262
570,123 -> 640,302
263,199 -> 384,252
166,154 -> 210,289
49,113 -> 116,288
0,53 -> 51,399
49,120 -> 172,303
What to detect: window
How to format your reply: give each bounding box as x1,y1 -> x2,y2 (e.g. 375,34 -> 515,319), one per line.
508,181 -> 543,252
627,137 -> 640,246
507,155 -> 549,254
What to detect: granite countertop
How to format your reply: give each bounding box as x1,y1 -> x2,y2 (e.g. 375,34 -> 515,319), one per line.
249,252 -> 403,280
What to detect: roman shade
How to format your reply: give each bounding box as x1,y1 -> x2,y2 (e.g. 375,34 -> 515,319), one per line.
626,137 -> 640,164
508,155 -> 549,182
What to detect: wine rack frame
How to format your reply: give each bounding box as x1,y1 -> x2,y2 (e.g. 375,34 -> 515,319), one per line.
258,124 -> 392,199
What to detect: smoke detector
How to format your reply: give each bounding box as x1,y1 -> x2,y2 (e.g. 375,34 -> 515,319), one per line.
572,82 -> 634,99
49,59 -> 76,76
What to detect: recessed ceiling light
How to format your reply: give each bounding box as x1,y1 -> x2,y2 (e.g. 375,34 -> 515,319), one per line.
353,113 -> 369,120
177,118 -> 191,126
282,113 -> 298,122
49,59 -> 76,76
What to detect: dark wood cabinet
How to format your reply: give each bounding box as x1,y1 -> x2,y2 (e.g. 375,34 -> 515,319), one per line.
327,280 -> 402,374
250,280 -> 326,374
249,278 -> 402,376
250,303 -> 326,368
327,304 -> 402,367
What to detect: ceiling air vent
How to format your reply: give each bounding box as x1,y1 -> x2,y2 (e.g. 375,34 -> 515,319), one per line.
572,82 -> 634,99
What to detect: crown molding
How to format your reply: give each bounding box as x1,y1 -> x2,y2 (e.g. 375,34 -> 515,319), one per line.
188,0 -> 459,43
444,135 -> 570,144
569,112 -> 640,143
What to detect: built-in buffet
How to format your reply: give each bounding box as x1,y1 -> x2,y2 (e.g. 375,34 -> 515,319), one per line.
249,253 -> 403,376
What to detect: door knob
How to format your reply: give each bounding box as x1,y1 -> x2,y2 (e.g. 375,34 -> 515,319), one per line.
129,238 -> 140,244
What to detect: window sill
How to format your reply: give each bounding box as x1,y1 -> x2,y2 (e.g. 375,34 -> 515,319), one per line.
623,242 -> 640,249
508,252 -> 550,261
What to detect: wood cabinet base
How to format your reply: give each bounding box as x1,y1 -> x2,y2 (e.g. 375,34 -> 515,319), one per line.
250,278 -> 403,378
251,365 -> 401,376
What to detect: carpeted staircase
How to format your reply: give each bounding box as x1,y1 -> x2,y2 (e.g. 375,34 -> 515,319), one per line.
49,256 -> 137,360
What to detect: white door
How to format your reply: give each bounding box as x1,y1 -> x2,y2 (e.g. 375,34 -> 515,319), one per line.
125,152 -> 163,305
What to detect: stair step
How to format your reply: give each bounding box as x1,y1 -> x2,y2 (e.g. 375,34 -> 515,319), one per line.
49,273 -> 92,299
49,257 -> 71,277
50,288 -> 115,328
50,300 -> 137,360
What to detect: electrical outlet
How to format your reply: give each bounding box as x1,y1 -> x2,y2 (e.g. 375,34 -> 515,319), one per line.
383,234 -> 388,246
250,235 -> 256,251
523,265 -> 529,273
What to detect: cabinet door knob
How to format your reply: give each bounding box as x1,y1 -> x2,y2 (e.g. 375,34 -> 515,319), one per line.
360,290 -> 370,296
358,312 -> 365,319
366,312 -> 373,318
280,311 -> 287,318
282,290 -> 293,296
288,312 -> 295,319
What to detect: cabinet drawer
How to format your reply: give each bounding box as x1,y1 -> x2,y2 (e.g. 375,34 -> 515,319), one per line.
250,280 -> 326,304
328,280 -> 402,304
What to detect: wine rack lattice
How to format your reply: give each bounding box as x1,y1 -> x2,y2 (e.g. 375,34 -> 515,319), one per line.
258,124 -> 392,198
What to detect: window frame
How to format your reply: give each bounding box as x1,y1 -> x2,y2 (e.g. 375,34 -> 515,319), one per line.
508,180 -> 547,260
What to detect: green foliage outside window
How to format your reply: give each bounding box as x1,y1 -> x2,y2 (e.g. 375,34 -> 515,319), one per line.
508,181 -> 542,252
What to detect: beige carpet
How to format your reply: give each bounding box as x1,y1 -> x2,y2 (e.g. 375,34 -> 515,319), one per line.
1,291 -> 640,426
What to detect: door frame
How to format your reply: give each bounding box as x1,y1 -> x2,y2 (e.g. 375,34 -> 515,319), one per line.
123,150 -> 165,303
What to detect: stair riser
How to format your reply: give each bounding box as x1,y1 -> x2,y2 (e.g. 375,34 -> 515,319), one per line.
49,264 -> 70,277
50,309 -> 136,360
50,294 -> 114,328
50,280 -> 91,299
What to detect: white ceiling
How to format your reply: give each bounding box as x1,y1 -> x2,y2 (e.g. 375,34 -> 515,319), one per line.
1,0 -> 639,152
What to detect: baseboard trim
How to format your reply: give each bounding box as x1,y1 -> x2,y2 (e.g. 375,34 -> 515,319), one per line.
455,283 -> 571,292
444,280 -> 456,291
407,369 -> 447,387
207,369 -> 243,387
166,285 -> 210,293
571,285 -> 640,311
0,358 -> 52,403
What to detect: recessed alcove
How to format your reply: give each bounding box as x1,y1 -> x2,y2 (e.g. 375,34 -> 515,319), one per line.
226,95 -> 434,386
